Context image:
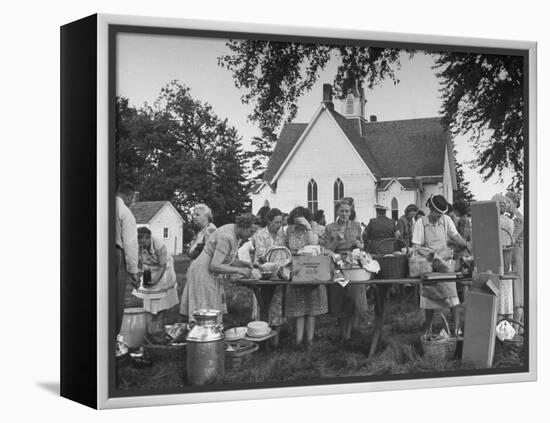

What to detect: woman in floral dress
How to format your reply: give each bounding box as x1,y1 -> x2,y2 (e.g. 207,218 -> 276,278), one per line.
283,206 -> 328,346
180,213 -> 257,322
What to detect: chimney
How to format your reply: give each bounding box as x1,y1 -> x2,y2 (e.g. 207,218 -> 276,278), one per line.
369,115 -> 377,122
322,84 -> 334,110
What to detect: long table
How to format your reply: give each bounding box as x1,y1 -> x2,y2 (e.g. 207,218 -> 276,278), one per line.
233,274 -> 517,357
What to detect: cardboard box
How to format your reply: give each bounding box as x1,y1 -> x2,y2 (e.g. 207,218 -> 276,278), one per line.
471,201 -> 504,276
291,255 -> 332,283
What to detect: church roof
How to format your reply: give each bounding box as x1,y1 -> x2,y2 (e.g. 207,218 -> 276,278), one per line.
359,117 -> 452,178
264,108 -> 453,184
263,123 -> 308,183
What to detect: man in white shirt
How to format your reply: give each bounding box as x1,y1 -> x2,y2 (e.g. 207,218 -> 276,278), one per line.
115,182 -> 140,336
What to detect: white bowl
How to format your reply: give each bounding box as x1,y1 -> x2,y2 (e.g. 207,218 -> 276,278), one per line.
224,327 -> 247,341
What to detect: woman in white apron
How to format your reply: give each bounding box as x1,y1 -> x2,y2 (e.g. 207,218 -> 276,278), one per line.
133,227 -> 179,334
412,195 -> 470,335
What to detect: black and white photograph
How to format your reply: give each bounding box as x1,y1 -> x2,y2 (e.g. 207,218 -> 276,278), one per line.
110,23 -> 530,398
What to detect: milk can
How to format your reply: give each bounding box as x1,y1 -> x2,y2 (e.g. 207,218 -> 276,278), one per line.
186,309 -> 225,385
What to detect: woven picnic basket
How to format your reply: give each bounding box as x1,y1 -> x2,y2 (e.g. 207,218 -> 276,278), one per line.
420,313 -> 458,360
373,238 -> 409,279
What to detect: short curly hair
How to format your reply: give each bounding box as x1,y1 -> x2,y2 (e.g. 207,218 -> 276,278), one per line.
193,203 -> 213,223
235,212 -> 257,229
453,201 -> 469,217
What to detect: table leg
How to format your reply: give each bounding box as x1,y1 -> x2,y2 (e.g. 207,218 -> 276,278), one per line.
258,285 -> 277,323
368,285 -> 388,357
251,286 -> 265,321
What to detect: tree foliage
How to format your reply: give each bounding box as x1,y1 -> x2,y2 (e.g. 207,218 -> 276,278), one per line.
116,81 -> 250,225
434,52 -> 524,189
452,147 -> 475,204
218,41 -> 403,141
243,135 -> 273,181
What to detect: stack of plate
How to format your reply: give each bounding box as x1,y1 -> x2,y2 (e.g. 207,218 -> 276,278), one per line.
246,321 -> 270,338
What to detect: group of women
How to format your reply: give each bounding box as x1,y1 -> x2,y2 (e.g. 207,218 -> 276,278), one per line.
148,190 -> 522,347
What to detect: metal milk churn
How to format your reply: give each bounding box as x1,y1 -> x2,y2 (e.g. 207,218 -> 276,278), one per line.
185,309 -> 225,385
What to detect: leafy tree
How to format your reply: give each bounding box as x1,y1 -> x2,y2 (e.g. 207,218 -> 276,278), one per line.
452,147 -> 475,204
434,52 -> 524,189
243,135 -> 273,181
116,81 -> 250,225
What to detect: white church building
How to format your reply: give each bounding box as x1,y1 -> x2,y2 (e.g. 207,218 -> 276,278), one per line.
250,83 -> 457,224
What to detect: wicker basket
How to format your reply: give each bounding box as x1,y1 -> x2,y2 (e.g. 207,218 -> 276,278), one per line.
420,313 -> 458,361
373,238 -> 409,279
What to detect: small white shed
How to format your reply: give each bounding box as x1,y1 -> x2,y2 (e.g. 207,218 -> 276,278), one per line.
130,201 -> 184,255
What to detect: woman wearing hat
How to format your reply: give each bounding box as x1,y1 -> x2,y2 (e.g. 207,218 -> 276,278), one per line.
411,194 -> 470,335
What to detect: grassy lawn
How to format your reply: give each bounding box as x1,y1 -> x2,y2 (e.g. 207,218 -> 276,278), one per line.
117,256 -> 524,391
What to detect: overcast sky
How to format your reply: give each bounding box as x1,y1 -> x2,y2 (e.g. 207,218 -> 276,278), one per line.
117,32 -> 518,202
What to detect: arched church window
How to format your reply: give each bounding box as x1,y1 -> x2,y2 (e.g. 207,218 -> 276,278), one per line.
333,178 -> 345,219
307,179 -> 318,213
391,197 -> 399,221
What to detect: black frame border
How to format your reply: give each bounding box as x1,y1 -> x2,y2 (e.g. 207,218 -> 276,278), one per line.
60,13 -> 98,409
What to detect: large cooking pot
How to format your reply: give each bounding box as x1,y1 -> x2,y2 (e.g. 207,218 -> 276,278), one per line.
186,309 -> 225,385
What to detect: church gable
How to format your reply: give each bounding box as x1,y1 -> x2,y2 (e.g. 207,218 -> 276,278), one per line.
276,106 -> 375,183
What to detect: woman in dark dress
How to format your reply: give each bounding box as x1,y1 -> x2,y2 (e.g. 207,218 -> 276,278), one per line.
397,204 -> 418,247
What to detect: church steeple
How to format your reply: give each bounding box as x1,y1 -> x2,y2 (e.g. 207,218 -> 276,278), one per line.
340,79 -> 366,119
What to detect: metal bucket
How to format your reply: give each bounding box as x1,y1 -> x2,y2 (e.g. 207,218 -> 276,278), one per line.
186,309 -> 225,385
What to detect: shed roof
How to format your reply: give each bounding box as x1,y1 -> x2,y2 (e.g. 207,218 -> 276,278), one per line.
130,201 -> 169,224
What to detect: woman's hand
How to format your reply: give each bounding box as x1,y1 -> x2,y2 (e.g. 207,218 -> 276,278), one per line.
236,267 -> 252,278
295,217 -> 311,230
